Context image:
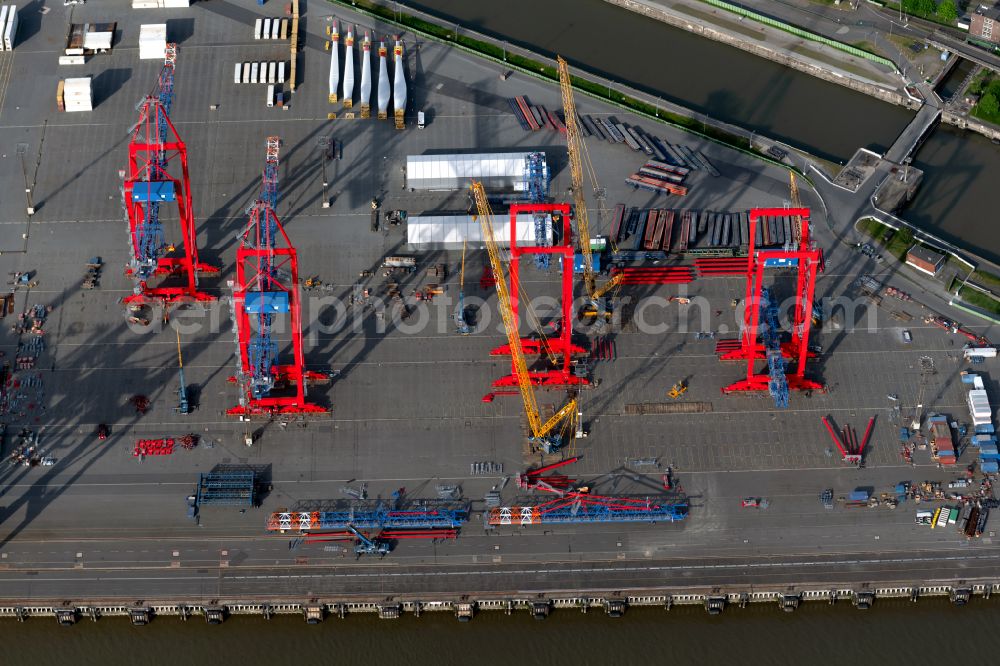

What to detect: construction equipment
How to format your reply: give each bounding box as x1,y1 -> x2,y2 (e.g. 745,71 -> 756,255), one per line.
471,182 -> 578,453
488,491 -> 687,526
122,44 -> 218,306
821,415 -> 873,465
489,201 -> 589,388
455,239 -> 472,335
347,524 -> 391,558
667,381 -> 687,400
557,56 -> 619,315
227,138 -> 327,419
516,456 -> 580,492
175,328 -> 190,414
719,207 -> 824,402
267,500 -> 469,532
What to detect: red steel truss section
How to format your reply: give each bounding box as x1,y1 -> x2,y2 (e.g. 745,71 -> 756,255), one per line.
721,207 -> 824,397
489,202 -> 589,390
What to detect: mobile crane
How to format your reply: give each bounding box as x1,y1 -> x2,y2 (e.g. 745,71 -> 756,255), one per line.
557,56 -> 623,316
472,182 -> 577,453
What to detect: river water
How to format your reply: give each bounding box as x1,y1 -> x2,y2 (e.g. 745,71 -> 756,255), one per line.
4,599 -> 1000,665
405,0 -> 1000,260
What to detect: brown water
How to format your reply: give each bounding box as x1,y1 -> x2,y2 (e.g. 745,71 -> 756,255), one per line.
402,0 -> 914,163
3,599 -> 999,665
402,0 -> 1000,260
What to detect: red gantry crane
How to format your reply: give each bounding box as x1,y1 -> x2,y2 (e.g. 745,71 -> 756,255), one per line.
489,202 -> 589,390
122,44 -> 218,306
227,137 -> 327,418
718,206 -> 824,402
472,182 -> 578,453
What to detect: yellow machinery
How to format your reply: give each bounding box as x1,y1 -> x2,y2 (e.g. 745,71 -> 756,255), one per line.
472,182 -> 577,452
789,172 -> 802,244
668,381 -> 687,400
557,56 -> 623,314
455,239 -> 471,335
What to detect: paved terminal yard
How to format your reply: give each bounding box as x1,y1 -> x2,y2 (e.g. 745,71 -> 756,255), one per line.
0,0 -> 999,605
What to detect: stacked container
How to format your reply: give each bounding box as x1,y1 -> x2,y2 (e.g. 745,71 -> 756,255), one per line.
0,5 -> 18,51
61,77 -> 93,112
138,24 -> 167,60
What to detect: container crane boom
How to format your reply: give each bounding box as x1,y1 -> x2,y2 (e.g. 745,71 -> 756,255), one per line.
471,182 -> 575,444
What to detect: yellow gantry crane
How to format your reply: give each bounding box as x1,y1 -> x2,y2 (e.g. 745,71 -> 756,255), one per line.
471,182 -> 577,451
557,56 -> 623,312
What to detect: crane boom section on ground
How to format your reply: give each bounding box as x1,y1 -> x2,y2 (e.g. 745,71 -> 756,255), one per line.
472,182 -> 575,440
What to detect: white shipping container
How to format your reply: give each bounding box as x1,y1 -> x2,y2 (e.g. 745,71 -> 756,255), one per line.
0,7 -> 13,52
965,347 -> 998,359
131,0 -> 161,7
254,18 -> 263,40
250,62 -> 259,84
59,55 -> 86,65
268,62 -> 276,84
262,19 -> 271,40
162,0 -> 190,7
0,7 -> 9,53
277,61 -> 285,83
270,18 -> 279,40
234,63 -> 242,84
242,62 -> 251,83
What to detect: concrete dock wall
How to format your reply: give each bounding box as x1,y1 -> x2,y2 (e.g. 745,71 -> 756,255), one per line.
604,0 -> 918,111
0,581 -> 992,623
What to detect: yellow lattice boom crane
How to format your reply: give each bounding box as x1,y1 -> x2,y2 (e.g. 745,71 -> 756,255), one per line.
789,171 -> 803,244
471,182 -> 577,450
557,56 -> 623,311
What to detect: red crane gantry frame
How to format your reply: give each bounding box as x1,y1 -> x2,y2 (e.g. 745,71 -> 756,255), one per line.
721,206 -> 824,397
122,46 -> 217,306
489,202 -> 588,390
226,201 -> 327,418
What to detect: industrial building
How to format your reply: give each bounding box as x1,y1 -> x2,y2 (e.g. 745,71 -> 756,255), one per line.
405,152 -> 543,191
406,213 -> 554,250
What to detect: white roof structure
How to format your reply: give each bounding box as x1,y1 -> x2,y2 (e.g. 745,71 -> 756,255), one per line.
406,152 -> 540,191
407,214 -> 553,250
968,388 -> 992,425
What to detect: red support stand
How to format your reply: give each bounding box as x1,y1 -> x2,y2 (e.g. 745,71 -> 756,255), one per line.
489,203 -> 589,391
721,207 -> 824,398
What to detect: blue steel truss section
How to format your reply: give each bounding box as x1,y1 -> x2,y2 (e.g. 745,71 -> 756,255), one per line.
760,288 -> 789,408
196,471 -> 256,506
525,152 -> 551,270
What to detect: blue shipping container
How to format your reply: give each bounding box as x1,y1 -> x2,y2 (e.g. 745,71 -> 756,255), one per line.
981,460 -> 999,473
848,490 -> 870,502
976,424 -> 996,434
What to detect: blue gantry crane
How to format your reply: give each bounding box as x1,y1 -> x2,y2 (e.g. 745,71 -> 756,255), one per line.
759,288 -> 789,408
524,152 -> 551,270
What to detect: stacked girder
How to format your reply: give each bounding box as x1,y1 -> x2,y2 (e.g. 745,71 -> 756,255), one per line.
488,493 -> 688,526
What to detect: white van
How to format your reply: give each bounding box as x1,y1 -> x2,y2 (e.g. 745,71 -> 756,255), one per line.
266,84 -> 275,107
417,111 -> 425,129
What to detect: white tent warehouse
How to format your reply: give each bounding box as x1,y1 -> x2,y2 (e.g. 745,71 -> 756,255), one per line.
405,152 -> 543,191
407,214 -> 554,251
